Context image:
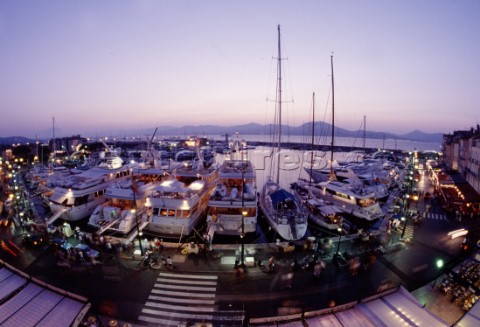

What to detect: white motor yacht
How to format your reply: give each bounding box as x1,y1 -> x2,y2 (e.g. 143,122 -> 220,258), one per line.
308,180 -> 385,221
48,156 -> 137,222
292,181 -> 344,230
206,160 -> 257,237
88,174 -> 160,235
144,159 -> 218,238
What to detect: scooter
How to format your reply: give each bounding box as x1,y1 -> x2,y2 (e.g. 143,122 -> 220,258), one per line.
143,254 -> 160,268
290,258 -> 301,272
160,256 -> 176,270
259,261 -> 277,273
300,255 -> 317,271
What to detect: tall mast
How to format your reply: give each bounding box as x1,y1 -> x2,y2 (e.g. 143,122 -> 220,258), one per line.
275,24 -> 283,184
52,116 -> 56,164
329,54 -> 335,180
309,92 -> 315,186
363,115 -> 366,154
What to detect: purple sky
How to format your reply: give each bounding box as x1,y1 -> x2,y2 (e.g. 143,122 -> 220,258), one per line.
1,1 -> 479,138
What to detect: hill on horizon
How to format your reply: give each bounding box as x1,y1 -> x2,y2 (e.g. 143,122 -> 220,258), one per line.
0,122 -> 443,145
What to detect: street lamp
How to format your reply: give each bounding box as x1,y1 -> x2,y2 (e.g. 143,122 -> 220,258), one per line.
400,216 -> 407,239
240,209 -> 247,270
336,227 -> 343,254
432,258 -> 444,288
240,172 -> 246,271
401,193 -> 410,239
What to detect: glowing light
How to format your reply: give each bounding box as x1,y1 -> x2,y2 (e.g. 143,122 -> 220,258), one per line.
450,229 -> 468,239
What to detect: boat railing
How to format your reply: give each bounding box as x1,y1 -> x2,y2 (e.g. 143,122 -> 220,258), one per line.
149,191 -> 194,200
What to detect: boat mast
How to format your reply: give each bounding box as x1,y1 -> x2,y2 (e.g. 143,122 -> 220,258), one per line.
329,54 -> 335,181
275,24 -> 283,184
52,116 -> 56,164
309,92 -> 315,186
363,115 -> 366,154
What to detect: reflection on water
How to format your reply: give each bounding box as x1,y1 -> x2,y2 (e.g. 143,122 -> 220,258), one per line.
209,134 -> 441,152
211,146 -> 378,244
216,146 -> 362,191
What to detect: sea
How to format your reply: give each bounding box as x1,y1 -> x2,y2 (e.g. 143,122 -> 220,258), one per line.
206,134 -> 440,152
211,134 -> 440,191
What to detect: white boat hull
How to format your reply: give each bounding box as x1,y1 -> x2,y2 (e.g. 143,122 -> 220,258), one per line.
145,214 -> 203,237
50,198 -> 107,222
260,181 -> 307,241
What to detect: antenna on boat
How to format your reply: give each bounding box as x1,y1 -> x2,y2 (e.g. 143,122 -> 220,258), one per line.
52,116 -> 56,165
363,115 -> 366,155
309,92 -> 315,186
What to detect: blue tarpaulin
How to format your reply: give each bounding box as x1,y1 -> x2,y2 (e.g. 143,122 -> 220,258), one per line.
270,189 -> 295,207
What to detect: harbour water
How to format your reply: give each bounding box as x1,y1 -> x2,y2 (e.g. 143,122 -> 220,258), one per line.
26,136 -> 437,245
208,134 -> 441,153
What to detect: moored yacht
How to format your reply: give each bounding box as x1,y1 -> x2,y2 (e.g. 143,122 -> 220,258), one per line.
88,173 -> 161,235
308,180 -> 385,221
144,159 -> 218,238
259,25 -> 307,242
260,180 -> 307,241
291,181 -> 344,230
206,160 -> 257,236
48,156 -> 136,222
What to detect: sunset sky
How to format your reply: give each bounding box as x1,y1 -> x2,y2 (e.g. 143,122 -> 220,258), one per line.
1,1 -> 479,139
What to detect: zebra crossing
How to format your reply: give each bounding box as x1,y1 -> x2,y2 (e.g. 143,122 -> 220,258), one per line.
423,212 -> 447,221
138,272 -> 244,326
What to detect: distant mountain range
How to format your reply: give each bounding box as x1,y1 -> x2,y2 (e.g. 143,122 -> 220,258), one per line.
0,122 -> 443,145
152,122 -> 443,144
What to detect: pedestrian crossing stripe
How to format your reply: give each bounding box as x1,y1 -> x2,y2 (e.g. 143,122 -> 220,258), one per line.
144,301 -> 215,312
153,283 -> 216,292
160,272 -> 218,279
423,213 -> 447,220
150,289 -> 215,298
156,277 -> 217,286
139,272 -> 244,326
148,295 -> 215,305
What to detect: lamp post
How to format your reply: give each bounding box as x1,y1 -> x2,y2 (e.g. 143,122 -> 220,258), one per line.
401,192 -> 410,239
336,227 -> 343,254
432,258 -> 444,288
240,172 -> 246,270
131,174 -> 144,256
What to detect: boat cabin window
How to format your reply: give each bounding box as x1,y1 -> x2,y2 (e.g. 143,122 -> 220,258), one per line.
152,207 -> 159,216
74,195 -> 89,206
182,210 -> 191,218
358,197 -> 376,208
94,189 -> 105,197
160,209 -> 176,217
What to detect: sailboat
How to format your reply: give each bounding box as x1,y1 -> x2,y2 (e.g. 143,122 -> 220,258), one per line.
300,56 -> 385,222
303,55 -> 340,183
292,93 -> 344,230
259,25 -> 307,241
